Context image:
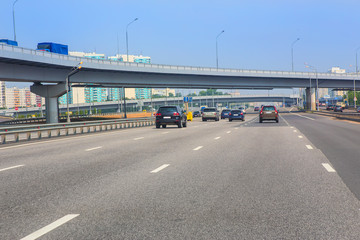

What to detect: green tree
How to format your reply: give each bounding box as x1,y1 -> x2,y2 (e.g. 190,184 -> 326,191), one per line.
168,92 -> 174,97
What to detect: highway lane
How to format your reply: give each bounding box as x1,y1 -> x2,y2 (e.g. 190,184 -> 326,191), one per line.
1,114 -> 360,239
282,112 -> 360,200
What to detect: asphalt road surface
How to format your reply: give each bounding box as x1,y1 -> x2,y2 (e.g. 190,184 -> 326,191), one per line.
1,112 -> 360,239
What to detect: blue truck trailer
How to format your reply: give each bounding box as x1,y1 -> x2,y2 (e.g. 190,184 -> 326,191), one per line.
0,39 -> 18,46
37,42 -> 68,55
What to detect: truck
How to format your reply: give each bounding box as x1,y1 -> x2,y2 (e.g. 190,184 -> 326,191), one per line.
37,42 -> 68,55
0,39 -> 18,46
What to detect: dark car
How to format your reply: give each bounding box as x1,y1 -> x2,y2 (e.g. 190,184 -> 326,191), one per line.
357,107 -> 360,113
334,106 -> 343,112
254,106 -> 260,111
259,105 -> 279,123
156,106 -> 187,128
229,110 -> 245,122
326,105 -> 335,110
192,111 -> 201,117
221,109 -> 231,119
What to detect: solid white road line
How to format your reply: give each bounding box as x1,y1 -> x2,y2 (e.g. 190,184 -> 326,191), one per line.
134,137 -> 144,140
279,115 -> 290,126
298,136 -> 303,138
0,164 -> 25,172
161,132 -> 169,134
150,164 -> 170,173
290,127 -> 294,129
235,127 -> 239,130
193,146 -> 203,151
226,131 -> 231,134
322,163 -> 336,172
85,146 -> 102,152
306,145 -> 313,149
291,113 -> 315,120
214,137 -> 221,140
20,214 -> 79,240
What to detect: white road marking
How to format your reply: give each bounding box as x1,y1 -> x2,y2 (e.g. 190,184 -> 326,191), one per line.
0,164 -> 25,172
293,130 -> 297,133
226,131 -> 231,134
193,146 -> 203,151
134,137 -> 144,140
20,214 -> 79,240
161,132 -> 169,134
290,127 -> 294,129
85,146 -> 102,152
279,115 -> 290,126
291,113 -> 315,120
151,164 -> 170,173
322,163 -> 336,172
214,137 -> 221,140
298,136 -> 303,138
235,127 -> 239,130
306,145 -> 313,149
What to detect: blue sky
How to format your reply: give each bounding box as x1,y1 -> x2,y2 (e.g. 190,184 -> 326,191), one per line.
1,0 -> 360,92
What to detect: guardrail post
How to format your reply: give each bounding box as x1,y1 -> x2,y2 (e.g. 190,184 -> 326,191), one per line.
15,133 -> 19,142
73,128 -> 76,135
37,131 -> 41,139
81,127 -> 84,134
26,132 -> 31,141
48,130 -> 52,138
1,134 -> 5,144
57,129 -> 60,137
65,128 -> 69,136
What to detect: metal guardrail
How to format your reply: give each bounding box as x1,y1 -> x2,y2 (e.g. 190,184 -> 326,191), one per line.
0,115 -> 91,125
0,117 -> 155,145
1,43 -> 357,79
312,111 -> 360,121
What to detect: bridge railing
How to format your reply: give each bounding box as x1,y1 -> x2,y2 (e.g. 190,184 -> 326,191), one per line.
0,117 -> 154,145
1,43 -> 357,79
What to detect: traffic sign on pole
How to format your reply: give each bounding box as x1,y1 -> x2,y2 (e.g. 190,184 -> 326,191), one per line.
15,107 -> 18,111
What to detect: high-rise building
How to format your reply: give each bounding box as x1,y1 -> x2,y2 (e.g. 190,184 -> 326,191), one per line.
328,67 -> 346,97
4,87 -> 39,108
0,81 -> 5,108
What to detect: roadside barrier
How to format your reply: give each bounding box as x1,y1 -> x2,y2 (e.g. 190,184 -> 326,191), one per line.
0,117 -> 154,145
312,111 -> 360,122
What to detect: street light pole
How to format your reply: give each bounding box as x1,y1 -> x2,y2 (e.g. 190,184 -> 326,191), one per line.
305,64 -> 318,111
216,30 -> 225,69
291,38 -> 300,71
66,62 -> 83,122
355,47 -> 360,108
13,0 -> 19,41
126,18 -> 138,62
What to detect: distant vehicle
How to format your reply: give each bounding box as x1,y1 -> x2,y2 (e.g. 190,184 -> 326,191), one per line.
229,110 -> 244,122
326,105 -> 335,110
259,105 -> 279,123
254,106 -> 260,111
37,42 -> 68,55
239,107 -> 246,114
155,106 -> 187,128
202,108 -> 219,121
221,109 -> 231,119
192,111 -> 201,117
0,39 -> 18,46
335,101 -> 348,109
334,106 -> 343,112
357,107 -> 360,113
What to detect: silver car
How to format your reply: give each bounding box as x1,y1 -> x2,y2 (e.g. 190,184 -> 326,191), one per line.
202,108 -> 219,121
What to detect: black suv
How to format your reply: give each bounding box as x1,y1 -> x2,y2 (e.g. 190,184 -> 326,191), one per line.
156,106 -> 187,128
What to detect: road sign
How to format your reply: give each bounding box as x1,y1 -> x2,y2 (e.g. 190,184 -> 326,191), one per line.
189,97 -> 192,103
15,107 -> 18,111
183,97 -> 188,102
38,103 -> 41,107
355,97 -> 357,101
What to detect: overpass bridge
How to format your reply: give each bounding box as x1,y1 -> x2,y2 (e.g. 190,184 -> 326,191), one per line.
0,44 -> 354,122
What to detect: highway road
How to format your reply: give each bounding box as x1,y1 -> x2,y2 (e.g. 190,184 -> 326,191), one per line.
1,112 -> 360,239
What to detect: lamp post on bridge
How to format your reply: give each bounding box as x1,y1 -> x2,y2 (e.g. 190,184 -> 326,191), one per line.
216,30 -> 225,69
291,38 -> 300,71
305,64 -> 319,111
12,0 -> 20,42
354,47 -> 360,108
126,18 -> 138,63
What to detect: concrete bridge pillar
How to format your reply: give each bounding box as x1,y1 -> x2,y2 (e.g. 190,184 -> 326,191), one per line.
30,83 -> 67,123
305,87 -> 316,110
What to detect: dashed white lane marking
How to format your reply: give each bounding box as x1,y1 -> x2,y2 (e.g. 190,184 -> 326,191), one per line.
150,164 -> 170,173
235,128 -> 239,130
20,214 -> 79,240
291,113 -> 315,120
290,127 -> 294,129
306,145 -> 313,149
298,136 -> 303,139
244,124 -> 248,126
161,132 -> 169,134
134,137 -> 144,140
214,137 -> 221,140
293,130 -> 297,133
322,163 -> 336,172
193,146 -> 203,151
0,164 -> 25,172
226,131 -> 231,134
85,146 -> 102,151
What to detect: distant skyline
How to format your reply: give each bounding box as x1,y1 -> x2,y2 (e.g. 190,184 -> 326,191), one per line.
1,0 -> 359,93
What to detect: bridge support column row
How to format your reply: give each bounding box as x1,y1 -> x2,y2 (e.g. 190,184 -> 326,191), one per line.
30,83 -> 67,123
305,87 -> 316,111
